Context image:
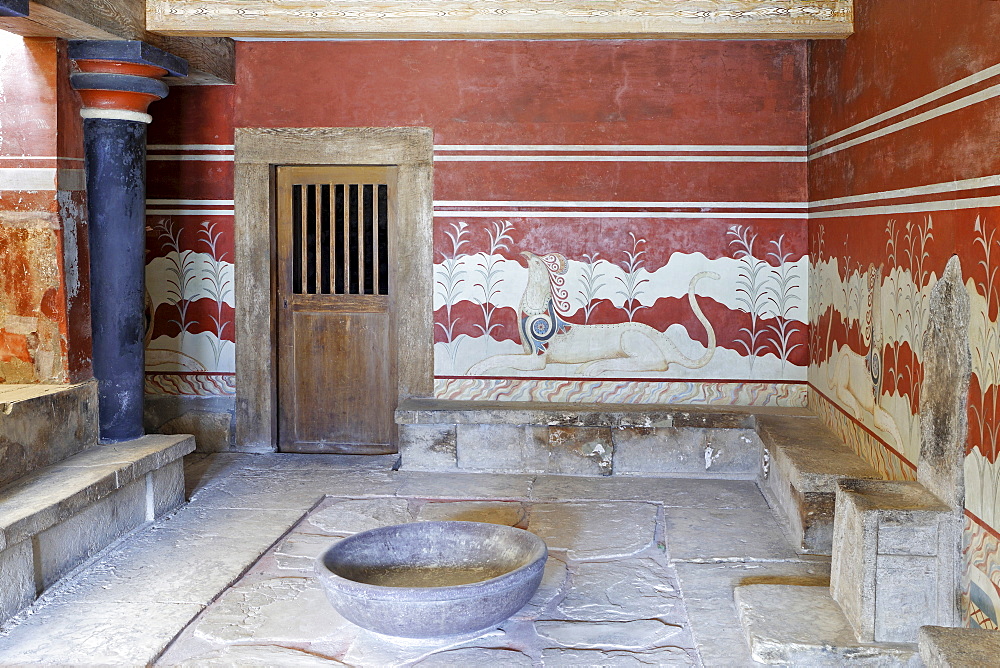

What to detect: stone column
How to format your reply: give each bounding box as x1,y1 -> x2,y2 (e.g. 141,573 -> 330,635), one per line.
68,41 -> 187,443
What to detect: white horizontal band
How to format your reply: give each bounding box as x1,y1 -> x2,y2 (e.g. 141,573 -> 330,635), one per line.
145,209 -> 236,216
435,154 -> 806,163
434,144 -> 806,152
146,199 -> 235,206
81,108 -> 153,124
147,144 -> 235,151
435,200 -> 809,209
146,155 -> 235,162
434,210 -> 807,219
0,167 -> 55,190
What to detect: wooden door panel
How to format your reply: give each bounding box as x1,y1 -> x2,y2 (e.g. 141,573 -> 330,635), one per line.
276,165 -> 397,454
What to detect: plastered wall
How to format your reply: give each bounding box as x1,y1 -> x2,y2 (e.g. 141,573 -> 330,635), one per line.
808,0 -> 1000,629
0,36 -> 90,384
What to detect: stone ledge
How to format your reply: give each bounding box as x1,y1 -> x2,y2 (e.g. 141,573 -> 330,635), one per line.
757,413 -> 881,554
396,399 -> 810,429
0,434 -> 195,551
918,626 -> 1000,667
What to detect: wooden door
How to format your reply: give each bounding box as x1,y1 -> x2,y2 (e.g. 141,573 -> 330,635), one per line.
276,165 -> 397,454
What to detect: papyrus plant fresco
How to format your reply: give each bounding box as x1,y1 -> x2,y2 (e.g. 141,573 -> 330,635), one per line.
144,217 -> 236,396
432,218 -> 807,385
966,215 -> 1000,530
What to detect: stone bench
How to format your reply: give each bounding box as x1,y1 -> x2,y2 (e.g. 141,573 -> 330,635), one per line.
397,399 -> 779,478
919,626 -> 1000,667
756,414 -> 881,554
0,433 -> 195,624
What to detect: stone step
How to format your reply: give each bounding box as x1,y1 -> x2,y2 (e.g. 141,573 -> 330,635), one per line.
832,479 -> 959,644
0,381 -> 98,489
918,626 -> 1000,667
756,413 -> 881,554
734,584 -> 920,666
396,399 -> 810,478
0,434 -> 195,625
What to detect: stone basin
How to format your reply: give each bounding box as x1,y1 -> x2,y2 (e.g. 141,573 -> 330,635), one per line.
315,521 -> 548,638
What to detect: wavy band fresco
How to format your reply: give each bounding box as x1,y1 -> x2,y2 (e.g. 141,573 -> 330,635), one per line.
432,216 -> 808,406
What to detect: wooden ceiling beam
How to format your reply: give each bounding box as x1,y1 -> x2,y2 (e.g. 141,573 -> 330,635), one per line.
146,0 -> 853,39
0,0 -> 234,84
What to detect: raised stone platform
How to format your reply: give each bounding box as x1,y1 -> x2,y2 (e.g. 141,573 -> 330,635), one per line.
918,625 -> 1000,667
0,434 -> 195,624
756,413 -> 881,554
396,400 -> 802,478
0,382 -> 98,489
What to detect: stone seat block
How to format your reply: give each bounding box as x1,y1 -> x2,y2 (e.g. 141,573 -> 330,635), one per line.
831,479 -> 955,644
756,414 -> 881,554
0,434 -> 195,624
918,625 -> 1000,667
0,381 -> 99,489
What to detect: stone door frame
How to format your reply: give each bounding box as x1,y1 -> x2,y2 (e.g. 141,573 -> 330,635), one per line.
233,127 -> 434,451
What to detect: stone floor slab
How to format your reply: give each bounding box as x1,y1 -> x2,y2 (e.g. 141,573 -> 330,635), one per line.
391,470 -> 534,500
167,644 -> 346,666
535,619 -> 683,650
411,646 -> 535,666
510,553 -> 569,621
306,498 -> 414,535
541,646 -> 698,666
527,501 -> 658,560
415,500 -> 527,526
665,506 -> 800,562
556,558 -> 682,622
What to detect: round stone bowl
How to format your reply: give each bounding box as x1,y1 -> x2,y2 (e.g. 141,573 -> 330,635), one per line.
315,521 -> 548,639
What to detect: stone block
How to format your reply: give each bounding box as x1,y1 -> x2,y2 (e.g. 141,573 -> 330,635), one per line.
157,410 -> 233,453
455,424 -> 547,473
398,424 -> 458,471
919,625 -> 1000,667
35,477 -> 147,590
0,381 -> 98,489
875,555 -> 939,642
0,539 -> 35,624
734,584 -> 919,666
545,426 -> 613,475
613,427 -> 758,476
149,459 -> 185,517
831,481 -> 877,641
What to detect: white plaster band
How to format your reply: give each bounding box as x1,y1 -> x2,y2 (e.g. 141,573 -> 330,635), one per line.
80,108 -> 153,124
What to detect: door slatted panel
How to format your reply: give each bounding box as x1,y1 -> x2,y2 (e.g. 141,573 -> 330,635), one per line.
291,181 -> 389,296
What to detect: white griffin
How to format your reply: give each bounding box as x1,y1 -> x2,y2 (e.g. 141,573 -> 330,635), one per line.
468,251 -> 720,375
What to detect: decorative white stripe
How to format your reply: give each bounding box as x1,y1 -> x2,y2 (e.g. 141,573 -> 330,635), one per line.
811,174 -> 1000,208
145,209 -> 236,216
435,200 -> 809,209
810,83 -> 1000,160
146,155 -> 235,162
81,108 -> 152,124
147,144 -> 235,151
0,156 -> 84,161
146,199 -> 235,206
0,168 -> 55,190
434,144 -> 806,152
809,195 -> 1000,219
436,154 -> 806,163
811,63 -> 1000,150
435,210 -> 807,219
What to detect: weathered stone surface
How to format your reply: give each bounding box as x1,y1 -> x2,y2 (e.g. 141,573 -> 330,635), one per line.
875,555 -> 940,643
0,539 -> 34,624
398,424 -> 458,471
150,459 -> 186,518
0,600 -> 204,665
540,646 -> 697,666
556,559 -> 680,622
307,498 -> 413,534
157,409 -> 233,453
456,424 -> 548,472
35,476 -> 147,589
665,506 -> 799,561
510,553 -> 569,620
173,644 -> 345,666
527,502 -> 656,560
192,577 -> 347,644
412,647 -> 534,666
918,625 -> 1000,668
342,627 -> 501,667
734,584 -> 919,666
545,426 -> 614,476
0,380 -> 98,489
392,470 -> 533,501
535,619 -> 682,650
917,255 -> 971,512
613,427 -> 760,476
188,473 -> 329,510
274,532 -> 341,571
416,500 -> 526,526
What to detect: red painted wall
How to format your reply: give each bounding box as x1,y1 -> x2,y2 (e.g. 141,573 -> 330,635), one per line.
0,37 -> 90,383
808,0 -> 1000,629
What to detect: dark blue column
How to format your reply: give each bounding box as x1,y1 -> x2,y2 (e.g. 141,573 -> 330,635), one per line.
69,41 -> 187,443
83,119 -> 149,441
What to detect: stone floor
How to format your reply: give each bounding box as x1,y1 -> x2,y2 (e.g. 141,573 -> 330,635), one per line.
0,453 -> 830,666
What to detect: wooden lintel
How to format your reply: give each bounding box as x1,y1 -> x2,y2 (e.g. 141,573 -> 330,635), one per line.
146,0 -> 853,39
0,0 -> 235,84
